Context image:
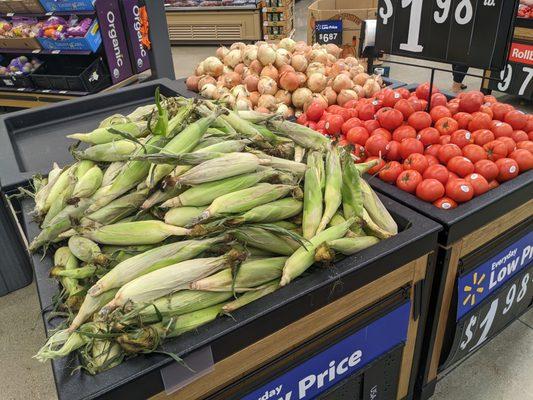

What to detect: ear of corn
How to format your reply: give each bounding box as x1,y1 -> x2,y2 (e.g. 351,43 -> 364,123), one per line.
353,159 -> 379,175
228,198 -> 302,225
232,226 -> 300,256
163,304 -> 224,338
66,121 -> 145,145
327,236 -> 380,255
222,280 -> 280,312
101,162 -> 125,186
164,206 -> 206,227
99,114 -> 129,128
43,165 -> 75,213
68,236 -> 106,265
54,247 -> 84,309
67,289 -> 118,332
302,152 -> 323,239
42,188 -> 70,228
82,189 -> 149,226
85,338 -> 123,375
268,120 -> 330,151
74,141 -> 142,162
361,208 -> 395,239
75,160 -> 96,179
221,111 -> 264,143
341,151 -> 364,221
33,163 -> 62,216
360,179 -> 398,236
251,151 -> 307,176
34,323 -> 98,362
51,265 -> 97,279
316,146 -> 342,233
166,98 -> 195,137
72,165 -> 103,199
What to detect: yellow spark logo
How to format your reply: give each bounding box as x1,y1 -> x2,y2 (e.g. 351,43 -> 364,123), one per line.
463,272 -> 486,306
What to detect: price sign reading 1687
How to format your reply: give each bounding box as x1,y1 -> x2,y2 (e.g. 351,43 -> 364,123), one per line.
375,0 -> 519,70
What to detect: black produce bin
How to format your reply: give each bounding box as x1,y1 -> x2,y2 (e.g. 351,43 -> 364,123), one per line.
20,191 -> 441,400
30,56 -> 111,93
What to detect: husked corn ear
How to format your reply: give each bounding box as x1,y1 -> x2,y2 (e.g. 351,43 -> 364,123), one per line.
165,206 -> 206,227
72,165 -> 103,199
359,179 -> 398,236
82,189 -> 149,226
232,226 -> 300,256
302,151 -> 323,239
67,121 -> 145,144
68,236 -> 107,265
162,169 -> 276,208
316,146 -> 342,233
88,237 -> 224,296
229,198 -> 302,225
198,183 -> 295,222
268,120 -> 330,151
294,145 -> 305,163
68,289 -> 118,332
222,280 -> 280,312
326,236 -> 380,255
74,140 -> 142,162
280,217 -> 355,286
82,220 -> 189,246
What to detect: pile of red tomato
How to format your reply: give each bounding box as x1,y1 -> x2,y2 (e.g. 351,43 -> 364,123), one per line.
296,83 -> 533,209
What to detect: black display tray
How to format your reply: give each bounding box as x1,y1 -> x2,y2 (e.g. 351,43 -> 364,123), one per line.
0,78 -> 179,191
21,194 -> 441,400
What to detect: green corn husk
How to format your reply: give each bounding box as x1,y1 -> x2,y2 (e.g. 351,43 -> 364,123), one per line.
132,151 -> 227,165
302,151 -> 323,239
329,213 -> 346,227
162,169 -> 276,208
43,165 -> 75,213
68,236 -> 107,265
361,208 -> 395,239
72,165 -> 103,199
270,220 -> 299,230
237,110 -> 272,124
127,104 -> 156,121
197,183 -> 295,222
101,162 -> 125,186
222,280 -> 279,312
75,160 -> 96,179
163,304 -> 223,338
341,151 -> 364,221
67,121 -> 146,144
54,247 -> 84,309
149,113 -> 219,187
327,236 -> 380,255
228,198 -> 302,225
191,256 -> 287,291
353,159 -> 379,175
294,145 -> 305,163
359,179 -> 398,236
151,87 -> 169,136
166,98 -> 195,137
84,339 -> 123,375
220,110 -> 265,143
99,114 -> 129,128
74,140 -> 142,162
51,265 -> 97,279
165,206 -> 206,227
232,226 -> 300,256
42,187 -> 71,228
102,251 -> 244,313
33,163 -> 62,216
268,120 -> 330,151
141,186 -> 183,210
316,146 -> 342,233
82,189 -> 149,226
88,237 -> 224,296
250,151 -> 307,176
81,220 -> 189,246
280,217 -> 355,286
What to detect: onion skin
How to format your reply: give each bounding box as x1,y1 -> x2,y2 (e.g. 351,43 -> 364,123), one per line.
363,78 -> 381,97
244,75 -> 259,92
279,64 -> 295,76
321,87 -> 337,106
249,91 -> 260,107
353,84 -> 365,98
337,89 -> 358,107
275,49 -> 291,68
325,43 -> 342,58
222,72 -> 242,89
279,71 -> 300,92
307,73 -> 327,93
305,93 -> 328,111
260,65 -> 279,83
186,75 -> 200,92
234,63 -> 246,75
354,72 -> 370,86
200,83 -> 217,99
291,54 -> 308,72
258,44 -> 276,66
292,87 -> 313,109
203,56 -> 224,77
275,90 -> 292,106
258,94 -> 277,111
296,72 -> 307,87
224,49 -> 243,68
279,38 -> 296,52
258,76 -> 278,95
332,74 -> 353,93
249,59 -> 263,75
243,47 -> 258,66
306,62 -> 326,76
216,46 -> 229,60
255,106 -> 271,114
196,62 -> 205,76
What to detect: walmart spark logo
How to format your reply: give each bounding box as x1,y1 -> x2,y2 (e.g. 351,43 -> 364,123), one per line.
462,272 -> 486,306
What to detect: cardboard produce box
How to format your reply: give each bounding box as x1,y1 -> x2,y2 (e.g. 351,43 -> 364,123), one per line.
307,0 -> 377,58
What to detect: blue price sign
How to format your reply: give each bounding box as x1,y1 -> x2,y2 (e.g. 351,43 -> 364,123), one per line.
457,231 -> 533,320
242,302 -> 410,400
315,20 -> 343,46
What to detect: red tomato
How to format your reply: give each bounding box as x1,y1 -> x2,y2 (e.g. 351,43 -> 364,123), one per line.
504,110 -> 527,130
447,102 -> 460,115
347,127 -> 369,146
408,97 -> 425,112
343,99 -> 358,109
352,144 -> 367,162
491,102 -> 514,121
448,171 -> 460,181
529,132 -> 533,141
423,164 -> 449,184
417,127 -> 440,146
403,153 -> 429,173
425,144 -> 442,157
517,141 -> 533,153
306,101 -> 326,121
393,125 -> 417,142
415,82 -> 439,100
438,143 -> 462,164
498,137 -> 516,154
394,99 -> 415,119
399,138 -> 424,159
459,92 -> 483,113
371,98 -> 384,110
511,130 -> 529,143
472,129 -> 495,146
484,95 -> 498,104
372,128 -> 392,141
465,173 -> 490,196
488,180 -> 500,190
524,115 -> 533,132
439,135 -> 452,145
453,112 -> 474,129
433,197 -> 458,209
425,154 -> 439,166
462,144 -> 487,163
474,160 -> 499,181
430,93 -> 448,108
495,158 -> 519,181
479,104 -> 494,119
385,140 -> 401,161
450,129 -> 473,148
447,156 -> 475,177
468,112 -> 492,132
316,120 -> 327,131
435,117 -> 459,135
430,105 -> 452,122
376,108 -> 403,131
364,119 -> 381,133
396,170 -> 423,193
445,179 -> 474,202
408,111 -> 432,131
341,117 -> 363,136
397,88 -> 410,99
490,121 -> 513,138
325,114 -> 344,136
365,135 -> 390,157
416,179 -> 445,202
297,113 -> 308,125
379,161 -> 404,182
510,149 -> 533,171
366,156 -> 386,175
308,121 -> 317,130
484,140 -> 508,161
383,90 -> 403,107
357,102 -> 375,121
338,137 -> 349,147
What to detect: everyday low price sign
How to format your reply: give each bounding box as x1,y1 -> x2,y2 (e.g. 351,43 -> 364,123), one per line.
242,302 -> 410,400
457,230 -> 533,320
315,20 -> 343,46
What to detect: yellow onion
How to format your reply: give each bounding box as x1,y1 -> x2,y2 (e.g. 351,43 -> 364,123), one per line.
321,87 -> 337,105
274,89 -> 291,106
307,73 -> 327,93
354,72 -> 370,86
260,65 -> 279,82
244,75 -> 259,92
337,89 -> 358,106
203,56 -> 224,77
279,71 -> 299,92
257,44 -> 276,66
292,87 -> 312,109
258,76 -> 278,95
185,75 -> 200,92
198,75 -> 216,91
291,54 -> 308,72
332,74 -> 353,93
258,94 -> 277,111
216,46 -> 229,60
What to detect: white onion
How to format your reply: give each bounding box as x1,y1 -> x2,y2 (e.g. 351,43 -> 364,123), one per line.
306,62 -> 326,76
222,65 -> 232,74
258,94 -> 278,111
244,75 -> 259,92
363,78 -> 381,97
274,89 -> 291,106
276,103 -> 293,118
275,48 -> 291,68
258,76 -> 278,95
214,85 -> 229,100
353,84 -> 365,98
235,96 -> 252,110
198,75 -> 216,91
321,87 -> 337,105
216,46 -> 229,60
279,37 -> 296,52
231,84 -> 247,98
260,65 -> 279,82
200,83 -> 217,99
325,44 -> 342,58
337,89 -> 358,106
332,74 -> 353,93
354,72 -> 370,86
230,42 -> 246,51
222,72 -> 241,89
224,49 -> 242,68
291,54 -> 308,72
307,73 -> 327,93
186,75 -> 200,92
203,56 -> 223,77
257,44 -> 276,66
243,47 -> 258,66
292,87 -> 313,109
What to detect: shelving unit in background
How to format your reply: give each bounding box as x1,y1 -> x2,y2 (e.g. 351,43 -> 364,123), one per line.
261,0 -> 294,42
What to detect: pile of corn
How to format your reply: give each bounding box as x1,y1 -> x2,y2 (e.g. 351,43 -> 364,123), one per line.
30,90 -> 397,374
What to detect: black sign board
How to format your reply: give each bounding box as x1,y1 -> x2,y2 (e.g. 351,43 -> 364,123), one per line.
375,0 -> 519,70
488,42 -> 533,99
443,265 -> 533,368
315,20 -> 343,46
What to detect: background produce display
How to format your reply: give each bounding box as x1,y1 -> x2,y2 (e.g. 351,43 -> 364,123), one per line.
185,39 -> 384,117
0,56 -> 41,76
297,83 -> 533,209
27,91 -> 397,374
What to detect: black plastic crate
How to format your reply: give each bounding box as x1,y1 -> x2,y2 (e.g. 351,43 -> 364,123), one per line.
0,57 -> 38,89
31,56 -> 111,93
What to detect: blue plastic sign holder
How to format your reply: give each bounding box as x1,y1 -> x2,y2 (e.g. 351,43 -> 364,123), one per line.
241,301 -> 410,400
457,230 -> 533,320
315,20 -> 343,46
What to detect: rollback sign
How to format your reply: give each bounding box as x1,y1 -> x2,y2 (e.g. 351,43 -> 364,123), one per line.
241,302 -> 410,400
375,0 -> 518,70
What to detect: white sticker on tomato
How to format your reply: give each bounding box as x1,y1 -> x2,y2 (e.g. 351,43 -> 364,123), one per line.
394,93 -> 401,99
470,173 -> 479,179
461,185 -> 470,193
372,100 -> 379,106
465,132 -> 471,140
442,202 -> 452,209
510,165 -> 517,173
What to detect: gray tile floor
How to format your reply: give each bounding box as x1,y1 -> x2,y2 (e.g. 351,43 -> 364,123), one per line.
1,0 -> 532,399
